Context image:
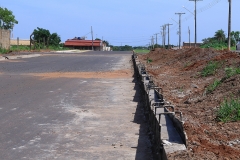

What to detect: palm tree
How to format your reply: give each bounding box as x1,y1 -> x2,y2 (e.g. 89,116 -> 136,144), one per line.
214,29 -> 226,42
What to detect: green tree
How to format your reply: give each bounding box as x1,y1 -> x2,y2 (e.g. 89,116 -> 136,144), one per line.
33,27 -> 61,46
201,29 -> 240,48
103,40 -> 109,46
234,31 -> 240,42
202,37 -> 215,44
33,27 -> 51,43
112,45 -> 133,51
49,33 -> 61,46
214,29 -> 226,42
0,7 -> 18,29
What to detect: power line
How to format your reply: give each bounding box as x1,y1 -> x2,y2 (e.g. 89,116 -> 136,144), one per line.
170,0 -> 222,34
198,0 -> 221,13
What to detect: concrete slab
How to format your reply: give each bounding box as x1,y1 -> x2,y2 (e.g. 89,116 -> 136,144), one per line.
0,51 -> 153,160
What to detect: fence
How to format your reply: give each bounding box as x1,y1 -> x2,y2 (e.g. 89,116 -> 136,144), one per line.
0,29 -> 11,49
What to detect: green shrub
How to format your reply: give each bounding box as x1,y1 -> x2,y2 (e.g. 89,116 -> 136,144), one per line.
216,98 -> 240,122
206,79 -> 221,93
201,61 -> 220,77
147,58 -> 152,63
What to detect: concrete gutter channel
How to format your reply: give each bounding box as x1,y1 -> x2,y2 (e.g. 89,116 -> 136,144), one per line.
132,52 -> 187,160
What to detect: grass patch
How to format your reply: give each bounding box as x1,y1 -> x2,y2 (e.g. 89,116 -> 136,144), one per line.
11,45 -> 30,51
0,48 -> 10,54
201,42 -> 236,50
206,79 -> 221,93
201,61 -> 221,77
217,98 -> 240,122
134,49 -> 149,54
225,67 -> 240,78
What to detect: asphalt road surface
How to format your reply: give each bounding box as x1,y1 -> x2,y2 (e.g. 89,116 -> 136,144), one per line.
0,51 -> 152,160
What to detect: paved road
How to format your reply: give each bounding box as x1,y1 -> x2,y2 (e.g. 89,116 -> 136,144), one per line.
0,51 -> 152,160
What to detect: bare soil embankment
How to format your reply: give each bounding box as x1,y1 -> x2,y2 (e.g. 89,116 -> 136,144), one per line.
137,48 -> 240,159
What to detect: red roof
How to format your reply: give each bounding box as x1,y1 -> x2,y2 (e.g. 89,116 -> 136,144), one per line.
64,40 -> 101,47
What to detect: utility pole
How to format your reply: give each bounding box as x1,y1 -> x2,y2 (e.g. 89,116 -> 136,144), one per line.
154,33 -> 159,48
188,26 -> 191,48
91,26 -> 94,51
160,31 -> 163,48
152,36 -> 154,49
175,13 -> 185,49
227,0 -> 232,51
166,24 -> 173,49
161,25 -> 165,48
101,36 -> 103,51
163,25 -> 166,47
189,0 -> 202,48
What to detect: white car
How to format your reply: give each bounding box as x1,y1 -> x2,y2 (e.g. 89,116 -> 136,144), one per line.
236,42 -> 240,50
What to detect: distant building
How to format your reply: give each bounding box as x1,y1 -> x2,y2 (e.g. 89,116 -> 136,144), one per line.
64,38 -> 106,51
183,42 -> 203,48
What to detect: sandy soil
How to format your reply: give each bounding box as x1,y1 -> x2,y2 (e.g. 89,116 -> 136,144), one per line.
25,70 -> 132,79
137,48 -> 240,160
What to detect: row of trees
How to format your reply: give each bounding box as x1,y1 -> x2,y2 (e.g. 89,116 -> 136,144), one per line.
111,45 -> 133,51
201,29 -> 240,49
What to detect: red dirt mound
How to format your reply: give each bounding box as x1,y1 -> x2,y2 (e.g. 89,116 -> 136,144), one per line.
137,48 -> 240,159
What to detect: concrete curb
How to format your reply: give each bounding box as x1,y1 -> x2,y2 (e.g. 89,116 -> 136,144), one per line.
0,54 -> 41,61
51,50 -> 90,53
132,52 -> 187,160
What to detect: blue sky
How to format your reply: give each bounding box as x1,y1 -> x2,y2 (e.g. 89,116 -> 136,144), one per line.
1,0 -> 239,46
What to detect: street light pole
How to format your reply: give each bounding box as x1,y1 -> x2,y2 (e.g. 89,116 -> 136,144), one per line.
189,0 -> 202,48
